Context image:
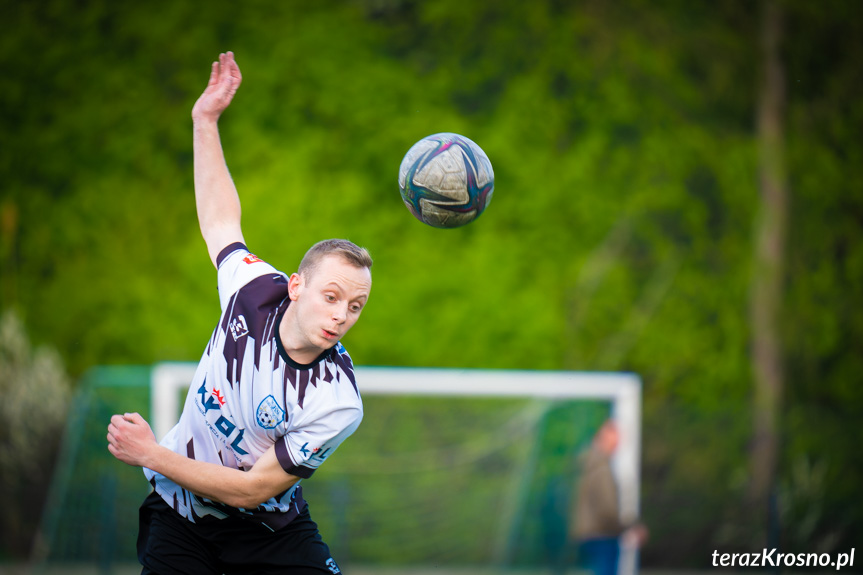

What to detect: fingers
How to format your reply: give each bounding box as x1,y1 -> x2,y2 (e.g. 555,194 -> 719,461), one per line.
225,51 -> 242,82
107,420 -> 119,458
110,412 -> 137,426
192,52 -> 241,121
218,51 -> 242,90
107,414 -> 125,447
207,61 -> 219,87
107,413 -> 139,441
206,52 -> 233,90
218,52 -> 231,79
107,413 -> 143,464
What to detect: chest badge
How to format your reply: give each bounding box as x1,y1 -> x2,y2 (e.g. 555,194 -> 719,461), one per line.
257,395 -> 285,429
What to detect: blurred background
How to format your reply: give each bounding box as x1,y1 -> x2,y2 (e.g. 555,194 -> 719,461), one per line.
1,0 -> 861,571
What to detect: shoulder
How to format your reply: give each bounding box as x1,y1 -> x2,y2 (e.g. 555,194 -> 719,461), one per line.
331,342 -> 354,365
216,242 -> 252,268
217,242 -> 279,274
216,243 -> 287,307
328,343 -> 359,387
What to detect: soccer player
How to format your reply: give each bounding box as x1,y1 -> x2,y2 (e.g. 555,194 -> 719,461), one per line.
107,52 -> 372,575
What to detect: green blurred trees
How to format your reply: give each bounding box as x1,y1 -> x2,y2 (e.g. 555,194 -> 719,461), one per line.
2,0 -> 861,564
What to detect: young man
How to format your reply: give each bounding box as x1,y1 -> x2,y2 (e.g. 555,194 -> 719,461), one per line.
107,52 -> 372,575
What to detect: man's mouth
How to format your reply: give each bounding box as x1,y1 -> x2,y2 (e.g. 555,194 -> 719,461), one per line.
322,329 -> 339,340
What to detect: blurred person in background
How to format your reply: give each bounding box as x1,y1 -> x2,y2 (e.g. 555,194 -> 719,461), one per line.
569,420 -> 648,575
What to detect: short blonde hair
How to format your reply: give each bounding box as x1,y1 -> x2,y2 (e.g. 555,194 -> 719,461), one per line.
298,239 -> 373,280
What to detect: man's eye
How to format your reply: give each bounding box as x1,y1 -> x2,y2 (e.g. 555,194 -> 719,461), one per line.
325,294 -> 336,302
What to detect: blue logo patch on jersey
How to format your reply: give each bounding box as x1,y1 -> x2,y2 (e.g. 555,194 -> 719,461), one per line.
256,395 -> 285,429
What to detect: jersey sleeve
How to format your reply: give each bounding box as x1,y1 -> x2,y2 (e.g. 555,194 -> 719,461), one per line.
216,242 -> 282,311
274,406 -> 363,478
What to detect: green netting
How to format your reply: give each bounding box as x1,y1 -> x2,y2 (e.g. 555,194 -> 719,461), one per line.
36,366 -> 611,571
36,366 -> 152,569
303,397 -> 610,568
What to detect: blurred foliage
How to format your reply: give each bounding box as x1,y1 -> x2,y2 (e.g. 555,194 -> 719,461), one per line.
0,310 -> 70,559
1,0 -> 861,566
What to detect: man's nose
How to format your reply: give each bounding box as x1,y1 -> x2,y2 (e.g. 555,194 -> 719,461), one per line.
332,302 -> 347,323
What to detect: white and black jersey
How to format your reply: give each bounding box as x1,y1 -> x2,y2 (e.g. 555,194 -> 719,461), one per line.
144,242 -> 363,530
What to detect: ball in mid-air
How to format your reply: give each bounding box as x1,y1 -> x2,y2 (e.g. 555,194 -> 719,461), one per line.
398,133 -> 494,228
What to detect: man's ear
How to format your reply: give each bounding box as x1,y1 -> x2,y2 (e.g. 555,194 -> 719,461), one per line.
288,273 -> 303,301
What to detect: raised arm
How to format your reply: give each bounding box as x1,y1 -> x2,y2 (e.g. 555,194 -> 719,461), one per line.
192,52 -> 246,268
107,413 -> 299,509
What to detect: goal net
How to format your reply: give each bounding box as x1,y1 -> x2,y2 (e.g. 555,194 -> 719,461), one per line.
37,364 -> 641,573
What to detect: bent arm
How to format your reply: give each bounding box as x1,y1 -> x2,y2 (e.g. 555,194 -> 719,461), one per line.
147,441 -> 299,509
107,413 -> 299,509
191,52 -> 245,268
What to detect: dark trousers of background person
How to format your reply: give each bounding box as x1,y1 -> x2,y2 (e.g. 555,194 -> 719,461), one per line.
577,537 -> 620,575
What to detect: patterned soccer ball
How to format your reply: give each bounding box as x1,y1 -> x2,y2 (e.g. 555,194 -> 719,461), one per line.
398,133 -> 494,228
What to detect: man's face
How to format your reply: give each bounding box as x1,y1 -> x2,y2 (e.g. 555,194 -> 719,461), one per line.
288,254 -> 372,353
597,423 -> 620,455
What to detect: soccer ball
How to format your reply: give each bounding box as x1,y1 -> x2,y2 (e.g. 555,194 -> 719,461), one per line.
398,133 -> 494,228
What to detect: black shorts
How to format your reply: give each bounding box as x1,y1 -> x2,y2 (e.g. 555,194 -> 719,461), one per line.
137,491 -> 343,575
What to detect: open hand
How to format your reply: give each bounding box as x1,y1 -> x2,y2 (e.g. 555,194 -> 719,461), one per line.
191,51 -> 243,123
107,412 -> 158,468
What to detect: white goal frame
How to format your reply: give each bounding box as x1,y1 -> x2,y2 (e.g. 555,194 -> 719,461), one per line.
151,363 -> 642,521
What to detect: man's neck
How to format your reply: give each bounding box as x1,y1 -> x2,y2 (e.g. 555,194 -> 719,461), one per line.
277,305 -> 323,366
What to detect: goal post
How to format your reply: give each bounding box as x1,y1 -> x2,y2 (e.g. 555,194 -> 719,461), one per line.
347,366 -> 642,523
